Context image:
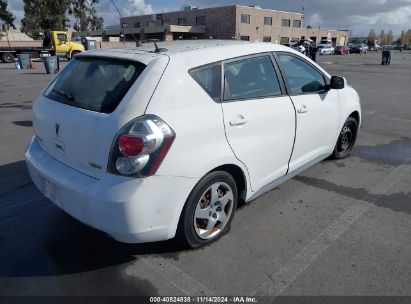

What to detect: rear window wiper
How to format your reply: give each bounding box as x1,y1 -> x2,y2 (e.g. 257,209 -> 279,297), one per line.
51,89 -> 76,103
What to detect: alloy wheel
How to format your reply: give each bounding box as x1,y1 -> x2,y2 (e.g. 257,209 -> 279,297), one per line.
193,182 -> 234,240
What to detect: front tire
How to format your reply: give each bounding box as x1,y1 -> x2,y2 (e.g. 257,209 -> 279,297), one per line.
69,50 -> 81,60
331,117 -> 358,159
177,171 -> 238,248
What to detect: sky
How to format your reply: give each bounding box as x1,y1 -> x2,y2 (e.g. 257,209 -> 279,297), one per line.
7,0 -> 411,36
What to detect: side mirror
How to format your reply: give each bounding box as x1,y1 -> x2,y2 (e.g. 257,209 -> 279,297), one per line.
330,76 -> 346,90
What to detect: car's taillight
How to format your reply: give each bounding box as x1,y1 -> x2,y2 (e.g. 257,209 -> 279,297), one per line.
119,135 -> 145,157
108,115 -> 175,177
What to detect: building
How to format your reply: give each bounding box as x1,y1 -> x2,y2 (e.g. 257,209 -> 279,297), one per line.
73,5 -> 348,46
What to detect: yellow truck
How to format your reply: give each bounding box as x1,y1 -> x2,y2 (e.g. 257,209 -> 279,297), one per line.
0,31 -> 85,63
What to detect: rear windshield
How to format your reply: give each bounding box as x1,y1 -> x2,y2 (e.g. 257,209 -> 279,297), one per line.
44,57 -> 146,113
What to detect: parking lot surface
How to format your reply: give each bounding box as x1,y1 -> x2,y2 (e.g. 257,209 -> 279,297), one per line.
0,51 -> 410,296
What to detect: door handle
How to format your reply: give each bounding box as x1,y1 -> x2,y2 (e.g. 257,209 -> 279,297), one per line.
297,104 -> 308,114
230,116 -> 248,126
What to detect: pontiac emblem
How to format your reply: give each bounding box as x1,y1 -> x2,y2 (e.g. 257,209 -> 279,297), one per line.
55,123 -> 60,137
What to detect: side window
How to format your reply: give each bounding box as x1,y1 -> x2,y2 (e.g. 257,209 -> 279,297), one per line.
57,34 -> 67,42
190,64 -> 221,102
277,54 -> 326,95
223,55 -> 282,101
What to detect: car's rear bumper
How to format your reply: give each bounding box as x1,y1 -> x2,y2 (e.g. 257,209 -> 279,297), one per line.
25,136 -> 199,243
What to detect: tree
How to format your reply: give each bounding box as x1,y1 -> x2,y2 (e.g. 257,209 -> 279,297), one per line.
405,29 -> 411,44
69,0 -> 103,31
368,29 -> 377,44
379,30 -> 386,44
0,0 -> 15,30
386,30 -> 394,45
21,0 -> 71,37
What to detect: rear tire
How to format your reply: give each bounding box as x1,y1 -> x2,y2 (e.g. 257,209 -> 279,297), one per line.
1,52 -> 15,63
331,117 -> 358,159
176,171 -> 238,248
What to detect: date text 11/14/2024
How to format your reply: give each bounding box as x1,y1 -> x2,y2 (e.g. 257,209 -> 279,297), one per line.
149,296 -> 258,303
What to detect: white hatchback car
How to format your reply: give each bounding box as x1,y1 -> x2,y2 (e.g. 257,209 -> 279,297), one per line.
319,44 -> 335,55
26,41 -> 361,248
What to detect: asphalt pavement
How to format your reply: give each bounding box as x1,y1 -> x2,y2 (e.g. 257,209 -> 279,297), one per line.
0,51 -> 410,297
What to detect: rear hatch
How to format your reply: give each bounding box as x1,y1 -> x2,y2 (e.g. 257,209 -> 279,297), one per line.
33,53 -> 167,179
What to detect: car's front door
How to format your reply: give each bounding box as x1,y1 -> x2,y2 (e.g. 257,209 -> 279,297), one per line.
55,33 -> 70,56
275,53 -> 340,172
221,54 -> 296,192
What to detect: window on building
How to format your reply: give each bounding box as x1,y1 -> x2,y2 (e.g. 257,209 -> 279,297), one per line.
178,17 -> 188,25
241,14 -> 250,24
121,23 -> 127,28
264,17 -> 272,26
147,20 -> 155,27
190,64 -> 221,102
196,16 -> 206,26
280,37 -> 290,45
277,54 -> 326,95
162,19 -> 171,26
293,20 -> 301,28
223,55 -> 282,101
240,36 -> 250,41
134,21 -> 140,28
281,18 -> 291,27
263,36 -> 272,42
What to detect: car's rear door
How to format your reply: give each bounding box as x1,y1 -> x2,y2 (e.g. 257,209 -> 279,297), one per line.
275,52 -> 340,172
221,54 -> 295,192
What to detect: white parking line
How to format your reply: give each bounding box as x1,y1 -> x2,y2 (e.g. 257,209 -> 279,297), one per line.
251,203 -> 368,296
380,116 -> 411,123
124,158 -> 410,297
251,157 -> 411,296
138,255 -> 216,296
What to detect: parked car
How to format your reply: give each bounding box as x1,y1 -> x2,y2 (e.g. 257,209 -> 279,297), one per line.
318,44 -> 334,55
350,43 -> 368,54
290,39 -> 315,55
334,45 -> 350,55
290,43 -> 306,54
25,41 -> 361,248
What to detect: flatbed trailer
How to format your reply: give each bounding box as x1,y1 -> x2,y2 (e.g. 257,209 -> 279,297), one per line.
0,40 -> 54,63
0,31 -> 84,63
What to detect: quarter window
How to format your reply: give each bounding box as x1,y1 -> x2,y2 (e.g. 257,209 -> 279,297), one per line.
277,54 -> 326,95
190,64 -> 222,102
223,56 -> 281,101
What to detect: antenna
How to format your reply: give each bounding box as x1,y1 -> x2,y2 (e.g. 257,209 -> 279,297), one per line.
154,42 -> 168,53
109,0 -> 141,46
